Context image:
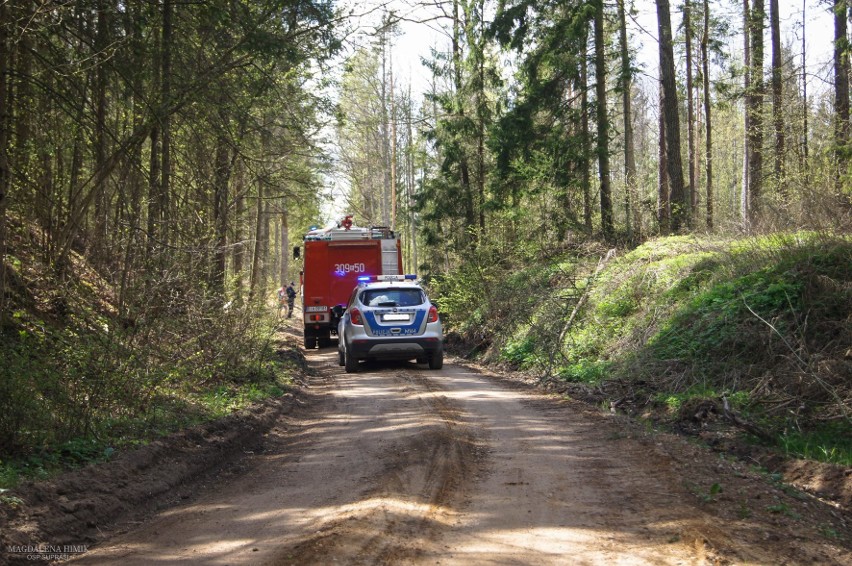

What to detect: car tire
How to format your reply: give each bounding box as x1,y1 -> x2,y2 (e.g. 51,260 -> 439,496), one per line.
344,346 -> 359,373
428,348 -> 443,370
338,346 -> 345,366
305,335 -> 316,350
318,336 -> 331,349
416,356 -> 427,365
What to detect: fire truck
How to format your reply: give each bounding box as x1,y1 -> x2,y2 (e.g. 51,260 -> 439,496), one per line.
296,216 -> 403,349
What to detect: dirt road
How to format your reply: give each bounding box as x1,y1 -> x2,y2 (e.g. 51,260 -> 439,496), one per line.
69,349 -> 850,565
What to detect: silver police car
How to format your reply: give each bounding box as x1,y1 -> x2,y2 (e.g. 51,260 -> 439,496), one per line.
337,275 -> 443,373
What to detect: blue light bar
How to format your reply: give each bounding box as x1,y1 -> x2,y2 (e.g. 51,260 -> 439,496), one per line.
404,274 -> 417,280
357,276 -> 372,282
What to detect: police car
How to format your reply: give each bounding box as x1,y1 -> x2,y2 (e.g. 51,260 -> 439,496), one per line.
337,275 -> 443,373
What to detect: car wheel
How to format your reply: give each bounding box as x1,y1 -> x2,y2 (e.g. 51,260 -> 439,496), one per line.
428,348 -> 443,370
338,346 -> 345,366
305,335 -> 316,349
344,346 -> 359,373
416,356 -> 427,365
318,336 -> 331,348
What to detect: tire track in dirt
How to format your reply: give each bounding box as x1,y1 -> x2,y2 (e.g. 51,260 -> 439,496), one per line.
275,365 -> 484,565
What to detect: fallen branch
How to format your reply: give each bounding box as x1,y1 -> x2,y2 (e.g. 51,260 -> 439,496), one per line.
557,248 -> 617,355
742,296 -> 850,422
722,396 -> 774,442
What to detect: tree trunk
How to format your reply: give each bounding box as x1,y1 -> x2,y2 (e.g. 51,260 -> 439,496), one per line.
476,0 -> 486,234
14,6 -> 33,233
212,129 -> 231,294
656,0 -> 687,232
684,0 -> 696,224
381,30 -> 390,227
581,26 -> 592,233
93,0 -> 110,259
160,0 -> 173,244
801,0 -> 809,186
741,0 -> 751,230
280,206 -> 289,288
233,159 -> 246,298
249,180 -> 264,301
270,212 -> 279,289
594,1 -> 613,241
452,0 -> 476,239
390,50 -> 398,231
407,83 -> 418,273
618,0 -> 636,240
833,0 -> 850,193
770,0 -> 785,197
118,7 -> 146,315
658,80 -> 670,234
147,14 -> 161,251
702,0 -> 714,230
0,0 -> 10,326
745,0 -> 764,228
260,192 -> 270,295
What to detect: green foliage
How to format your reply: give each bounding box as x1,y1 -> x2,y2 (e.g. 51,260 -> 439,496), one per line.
429,239 -> 565,350
196,381 -> 286,418
646,236 -> 849,383
435,233 -> 852,465
501,337 -> 537,366
489,0 -> 594,238
777,422 -> 852,466
687,480 -> 723,503
0,342 -> 292,489
0,438 -> 114,490
819,525 -> 842,540
654,388 -> 749,414
0,492 -> 25,508
710,482 -> 722,495
651,268 -> 801,361
0,465 -> 19,489
557,360 -> 611,384
766,500 -> 799,519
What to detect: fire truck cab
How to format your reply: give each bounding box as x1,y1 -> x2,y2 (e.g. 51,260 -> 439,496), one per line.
297,218 -> 402,349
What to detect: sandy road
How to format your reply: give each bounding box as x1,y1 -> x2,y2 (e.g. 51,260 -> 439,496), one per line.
70,349 -> 851,565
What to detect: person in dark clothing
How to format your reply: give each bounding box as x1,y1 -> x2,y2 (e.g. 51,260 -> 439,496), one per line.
286,282 -> 297,318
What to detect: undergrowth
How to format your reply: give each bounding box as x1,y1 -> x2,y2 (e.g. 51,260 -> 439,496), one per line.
0,332 -> 295,490
434,232 -> 852,465
0,224 -> 299,489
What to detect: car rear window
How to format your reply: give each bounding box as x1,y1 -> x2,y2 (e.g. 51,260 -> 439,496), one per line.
361,288 -> 425,307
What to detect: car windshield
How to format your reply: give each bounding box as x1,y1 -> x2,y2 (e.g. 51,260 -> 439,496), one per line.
361,288 -> 425,307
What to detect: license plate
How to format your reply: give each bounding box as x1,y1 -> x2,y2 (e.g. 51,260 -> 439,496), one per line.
374,328 -> 418,336
306,306 -> 328,312
382,313 -> 410,321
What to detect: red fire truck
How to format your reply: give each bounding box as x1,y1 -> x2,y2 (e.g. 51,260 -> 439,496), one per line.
296,217 -> 403,349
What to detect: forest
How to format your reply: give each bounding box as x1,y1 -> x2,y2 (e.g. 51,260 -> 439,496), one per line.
339,0 -> 850,261
0,0 -> 850,474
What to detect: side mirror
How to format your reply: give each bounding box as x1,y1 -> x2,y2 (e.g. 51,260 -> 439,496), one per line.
293,246 -> 301,260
